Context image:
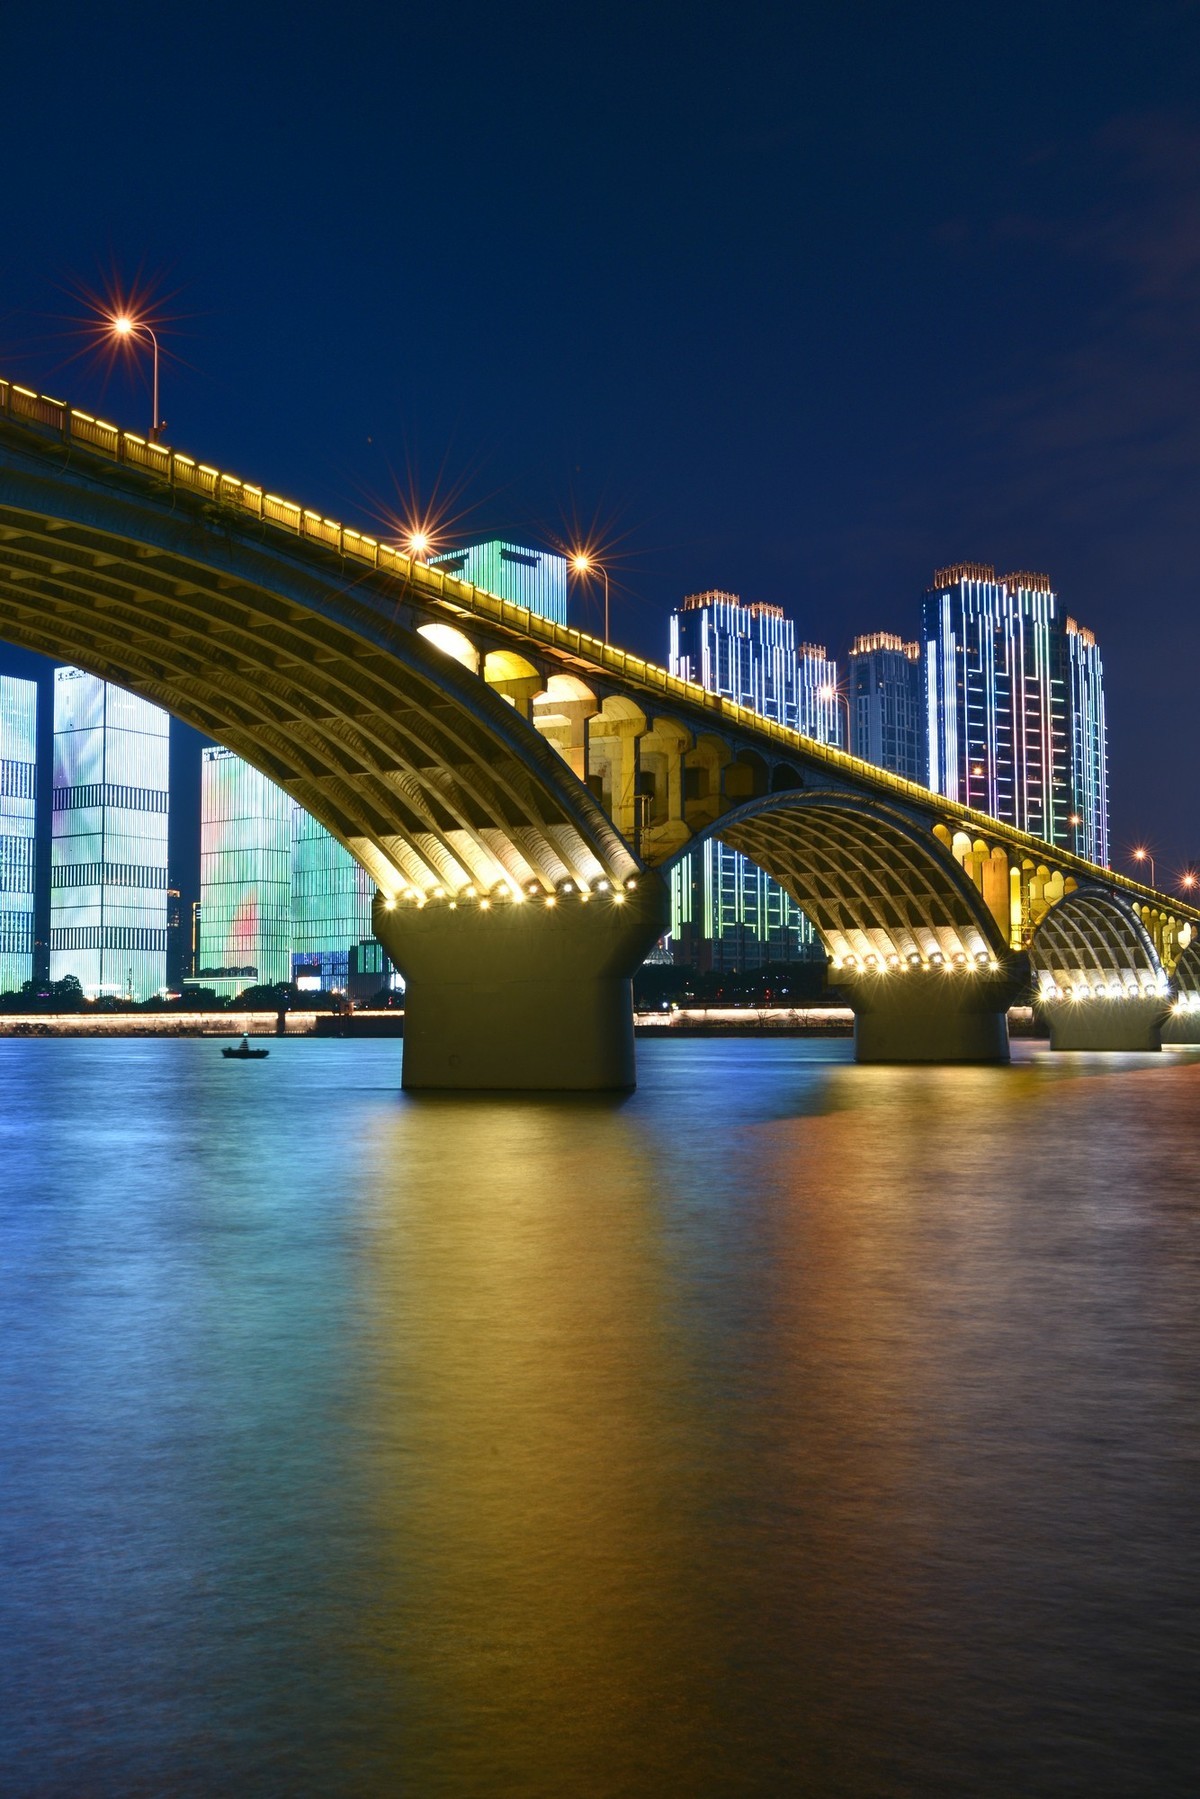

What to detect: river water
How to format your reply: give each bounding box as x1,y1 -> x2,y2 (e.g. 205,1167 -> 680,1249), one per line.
1,1036 -> 1198,1796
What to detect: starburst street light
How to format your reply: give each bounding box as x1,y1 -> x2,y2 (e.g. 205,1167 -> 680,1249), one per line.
1180,871 -> 1197,894
817,681 -> 852,749
108,310 -> 163,443
1132,846 -> 1156,888
407,530 -> 430,559
569,551 -> 610,645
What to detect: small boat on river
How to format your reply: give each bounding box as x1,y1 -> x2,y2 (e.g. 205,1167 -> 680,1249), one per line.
222,1036 -> 270,1060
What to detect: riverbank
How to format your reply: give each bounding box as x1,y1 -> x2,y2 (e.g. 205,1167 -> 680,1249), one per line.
0,1005 -> 1046,1038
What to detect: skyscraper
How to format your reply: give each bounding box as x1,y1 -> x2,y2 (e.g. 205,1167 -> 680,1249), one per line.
668,591 -> 832,971
429,540 -> 568,625
1065,617 -> 1109,867
846,633 -> 926,783
196,748 -> 392,998
0,674 -> 37,993
922,564 -> 1108,864
196,747 -> 292,996
50,668 -> 170,1000
291,804 -> 376,991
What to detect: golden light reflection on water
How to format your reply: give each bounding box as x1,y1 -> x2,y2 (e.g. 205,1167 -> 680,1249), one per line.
350,1097 -> 726,1794
325,1051 -> 1200,1794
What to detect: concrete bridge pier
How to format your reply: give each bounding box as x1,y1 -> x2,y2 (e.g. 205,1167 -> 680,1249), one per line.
373,876 -> 670,1091
840,965 -> 1023,1063
1040,995 -> 1169,1051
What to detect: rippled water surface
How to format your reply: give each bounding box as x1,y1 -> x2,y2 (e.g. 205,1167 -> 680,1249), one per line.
2,1036 -> 1199,1796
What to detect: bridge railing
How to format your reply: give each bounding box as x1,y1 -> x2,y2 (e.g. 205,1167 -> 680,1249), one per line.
0,374 -> 1192,925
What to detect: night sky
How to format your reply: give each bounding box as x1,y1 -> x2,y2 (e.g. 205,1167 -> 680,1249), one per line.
2,2 -> 1198,876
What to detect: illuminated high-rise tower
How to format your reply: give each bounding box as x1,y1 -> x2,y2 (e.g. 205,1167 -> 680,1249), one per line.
429,540 -> 568,625
922,564 -> 1108,864
291,804 -> 376,991
0,674 -> 37,992
196,747 -> 292,996
846,633 -> 926,783
668,591 -> 834,971
50,668 -> 169,1000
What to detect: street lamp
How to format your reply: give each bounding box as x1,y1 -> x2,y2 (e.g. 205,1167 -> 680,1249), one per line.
109,312 -> 163,443
407,530 -> 430,560
1132,846 -> 1156,887
570,551 -> 609,645
817,682 -> 851,750
1180,871 -> 1197,894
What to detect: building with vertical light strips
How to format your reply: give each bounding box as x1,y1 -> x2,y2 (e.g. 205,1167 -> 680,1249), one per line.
1065,616 -> 1108,866
922,564 -> 1108,865
50,668 -> 170,1000
196,747 -> 292,996
0,674 -> 37,992
429,540 -> 568,625
291,804 -> 375,991
195,748 -> 392,997
846,633 -> 926,784
668,592 -> 833,971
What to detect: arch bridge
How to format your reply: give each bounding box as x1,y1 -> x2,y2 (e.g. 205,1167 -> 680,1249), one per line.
0,378 -> 1194,1087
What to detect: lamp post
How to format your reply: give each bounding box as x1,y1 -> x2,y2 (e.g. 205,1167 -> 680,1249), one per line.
1132,846 -> 1156,888
109,313 -> 163,443
570,551 -> 609,645
407,531 -> 430,561
1180,871 -> 1197,896
817,682 -> 851,751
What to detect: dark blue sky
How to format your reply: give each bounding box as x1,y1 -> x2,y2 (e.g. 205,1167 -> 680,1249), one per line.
2,1 -> 1198,872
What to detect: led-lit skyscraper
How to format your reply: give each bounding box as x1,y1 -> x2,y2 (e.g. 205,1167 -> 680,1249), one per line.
0,674 -> 37,992
429,540 -> 568,625
922,564 -> 1108,864
668,591 -> 833,971
197,747 -> 292,996
50,668 -> 169,1000
291,804 -> 376,990
1065,616 -> 1109,866
846,633 -> 926,783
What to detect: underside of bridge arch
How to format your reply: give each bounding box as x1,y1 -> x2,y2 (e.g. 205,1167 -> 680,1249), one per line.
0,457 -> 637,902
705,790 -> 1008,968
1157,933 -> 1200,1045
677,790 -> 1021,1061
1029,889 -> 1169,1050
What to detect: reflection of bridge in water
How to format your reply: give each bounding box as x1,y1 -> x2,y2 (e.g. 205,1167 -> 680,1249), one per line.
1,377 -> 1196,1087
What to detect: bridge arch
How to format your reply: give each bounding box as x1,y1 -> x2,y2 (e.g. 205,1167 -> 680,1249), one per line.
666,788 -> 1009,968
1028,889 -> 1167,1002
0,452 -> 637,901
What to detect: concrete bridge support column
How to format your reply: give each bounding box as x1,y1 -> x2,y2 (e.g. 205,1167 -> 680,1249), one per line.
373,876 -> 669,1091
841,968 -> 1021,1063
1041,996 -> 1168,1051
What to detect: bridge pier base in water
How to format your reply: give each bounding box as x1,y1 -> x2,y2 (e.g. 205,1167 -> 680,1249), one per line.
1041,996 -> 1168,1051
842,967 -> 1021,1064
373,877 -> 670,1092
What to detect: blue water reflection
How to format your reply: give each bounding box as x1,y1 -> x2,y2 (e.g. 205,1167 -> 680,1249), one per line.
2,1038 -> 1198,1794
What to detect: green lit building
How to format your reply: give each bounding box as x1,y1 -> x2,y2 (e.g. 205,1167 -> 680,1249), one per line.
0,673 -> 37,992
429,540 -> 567,625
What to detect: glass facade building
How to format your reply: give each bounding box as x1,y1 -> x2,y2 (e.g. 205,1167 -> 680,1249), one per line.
429,540 -> 568,625
668,591 -> 832,971
291,804 -> 375,990
847,633 -> 926,783
0,674 -> 37,992
922,564 -> 1108,864
197,747 -> 292,997
50,668 -> 170,1000
1065,616 -> 1109,866
196,749 -> 390,997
